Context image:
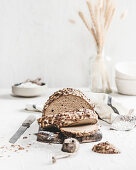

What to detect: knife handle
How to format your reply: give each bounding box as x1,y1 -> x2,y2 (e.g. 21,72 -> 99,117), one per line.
22,115 -> 36,127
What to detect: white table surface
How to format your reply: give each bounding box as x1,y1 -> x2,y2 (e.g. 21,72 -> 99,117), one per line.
0,88 -> 136,170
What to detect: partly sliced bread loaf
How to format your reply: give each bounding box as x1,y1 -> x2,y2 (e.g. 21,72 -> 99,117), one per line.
38,109 -> 98,128
42,88 -> 94,117
60,124 -> 99,137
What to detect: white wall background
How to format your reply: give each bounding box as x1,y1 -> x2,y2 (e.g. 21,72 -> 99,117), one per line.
0,0 -> 135,88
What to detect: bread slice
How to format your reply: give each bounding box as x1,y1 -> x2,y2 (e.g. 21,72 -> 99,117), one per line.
38,109 -> 98,128
92,141 -> 120,154
60,124 -> 99,137
42,88 -> 94,117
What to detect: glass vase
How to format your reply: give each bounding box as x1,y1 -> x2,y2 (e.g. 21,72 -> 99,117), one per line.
89,53 -> 112,93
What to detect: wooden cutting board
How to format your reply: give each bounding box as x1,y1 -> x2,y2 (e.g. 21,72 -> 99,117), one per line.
36,126 -> 102,144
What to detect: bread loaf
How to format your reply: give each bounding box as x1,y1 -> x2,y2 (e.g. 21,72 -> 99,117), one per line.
37,88 -> 102,144
42,88 -> 94,117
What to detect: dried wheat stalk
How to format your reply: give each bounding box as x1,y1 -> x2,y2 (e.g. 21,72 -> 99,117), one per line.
78,0 -> 116,93
78,11 -> 98,46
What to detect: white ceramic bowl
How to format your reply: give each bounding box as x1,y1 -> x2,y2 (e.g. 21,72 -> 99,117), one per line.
115,62 -> 136,80
12,84 -> 47,97
115,78 -> 136,95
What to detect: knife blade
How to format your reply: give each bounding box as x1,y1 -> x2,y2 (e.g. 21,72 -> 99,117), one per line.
9,115 -> 36,144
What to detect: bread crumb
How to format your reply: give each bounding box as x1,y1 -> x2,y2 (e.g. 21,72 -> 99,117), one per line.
18,146 -> 24,150
23,136 -> 28,139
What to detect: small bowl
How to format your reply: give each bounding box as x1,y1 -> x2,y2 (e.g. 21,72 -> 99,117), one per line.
12,84 -> 47,97
115,62 -> 136,80
115,78 -> 136,95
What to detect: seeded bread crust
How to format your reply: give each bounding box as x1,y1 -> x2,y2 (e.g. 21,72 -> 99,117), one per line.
42,88 -> 95,116
38,109 -> 98,128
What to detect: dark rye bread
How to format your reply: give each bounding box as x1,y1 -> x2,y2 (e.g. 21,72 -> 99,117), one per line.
42,88 -> 94,117
38,109 -> 98,128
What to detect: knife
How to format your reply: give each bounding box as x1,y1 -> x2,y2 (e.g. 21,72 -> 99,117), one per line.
9,115 -> 36,144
